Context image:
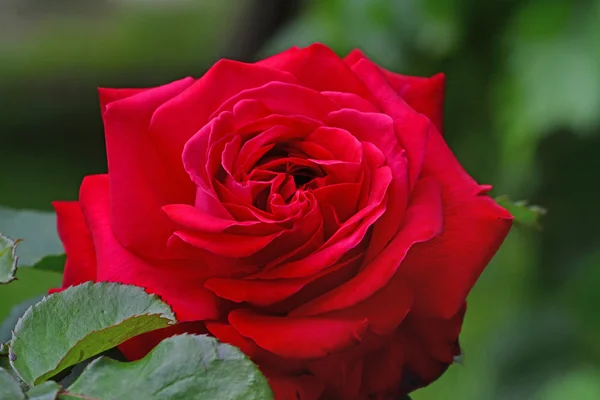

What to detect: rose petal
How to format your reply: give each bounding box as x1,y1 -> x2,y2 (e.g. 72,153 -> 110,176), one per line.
305,126 -> 362,162
119,322 -> 206,361
163,204 -> 282,236
260,43 -> 373,101
102,77 -> 195,258
399,192 -> 512,318
173,229 -> 283,258
327,109 -> 410,264
205,322 -> 261,357
229,309 -> 369,359
344,49 -> 445,134
182,112 -> 235,219
52,201 -> 97,287
309,357 -> 363,400
384,72 -> 445,135
256,165 -> 391,279
205,247 -> 356,307
267,374 -> 325,400
321,91 -> 379,113
98,87 -> 148,115
350,58 -> 430,192
291,177 -> 442,321
400,307 -> 465,366
213,81 -> 339,122
359,332 -> 407,398
320,271 -> 413,336
79,175 -> 221,322
150,59 -> 297,162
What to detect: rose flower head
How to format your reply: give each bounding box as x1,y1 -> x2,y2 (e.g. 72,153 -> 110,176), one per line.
52,43 -> 512,399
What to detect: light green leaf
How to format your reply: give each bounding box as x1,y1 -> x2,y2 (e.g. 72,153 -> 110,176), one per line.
10,282 -> 176,386
1,296 -> 45,343
27,381 -> 62,400
495,196 -> 546,229
65,334 -> 274,400
0,207 -> 63,268
0,367 -> 25,400
0,234 -> 18,284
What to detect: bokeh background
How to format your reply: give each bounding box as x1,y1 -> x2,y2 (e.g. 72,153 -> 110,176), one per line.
1,0 -> 599,398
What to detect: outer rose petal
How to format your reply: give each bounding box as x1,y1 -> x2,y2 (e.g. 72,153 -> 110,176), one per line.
78,174 -> 221,322
118,321 -> 207,361
52,201 -> 97,287
98,87 -> 148,114
401,122 -> 512,319
102,77 -> 195,258
229,310 -> 369,359
267,374 -> 325,400
150,60 -> 297,167
400,190 -> 512,318
349,54 -> 512,318
259,43 -> 373,101
344,49 -> 445,134
349,57 -> 430,192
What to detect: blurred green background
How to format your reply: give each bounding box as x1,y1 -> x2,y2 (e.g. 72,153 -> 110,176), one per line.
1,0 -> 599,398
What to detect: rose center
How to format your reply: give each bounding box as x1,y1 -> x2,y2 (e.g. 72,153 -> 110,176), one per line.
292,169 -> 315,188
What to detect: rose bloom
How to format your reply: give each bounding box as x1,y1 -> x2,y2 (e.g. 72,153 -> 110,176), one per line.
52,44 -> 512,399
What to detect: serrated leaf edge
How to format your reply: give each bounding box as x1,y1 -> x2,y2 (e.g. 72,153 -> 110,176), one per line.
0,233 -> 19,284
9,282 -> 177,386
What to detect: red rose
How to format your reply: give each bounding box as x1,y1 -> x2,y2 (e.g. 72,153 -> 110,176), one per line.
52,43 -> 512,399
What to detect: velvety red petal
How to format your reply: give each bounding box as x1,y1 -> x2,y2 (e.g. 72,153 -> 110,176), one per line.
399,192 -> 512,318
344,49 -> 445,134
52,201 -> 97,287
256,166 -> 390,280
213,81 -> 339,122
205,322 -> 261,358
383,72 -> 445,135
173,229 -> 283,258
291,177 -> 442,323
163,204 -> 281,236
260,43 -> 373,101
326,109 -> 410,264
229,310 -> 368,359
267,374 -> 325,400
401,307 -> 465,366
119,322 -> 206,361
78,175 -> 221,322
309,357 -> 363,400
102,77 -> 195,258
350,58 -> 430,192
205,249 -> 356,307
359,332 -> 407,398
256,46 -> 301,68
395,121 -> 512,318
297,271 -> 413,337
149,60 -> 296,166
98,87 -> 148,115
321,91 -> 379,113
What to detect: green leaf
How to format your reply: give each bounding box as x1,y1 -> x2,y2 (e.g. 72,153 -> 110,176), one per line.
0,234 -> 18,284
1,296 -> 44,343
27,381 -> 62,400
30,254 -> 66,274
10,282 -> 176,386
0,207 -> 63,267
65,334 -> 274,400
0,367 -> 25,400
0,342 -> 11,372
495,196 -> 547,229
